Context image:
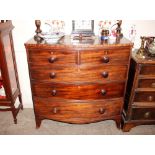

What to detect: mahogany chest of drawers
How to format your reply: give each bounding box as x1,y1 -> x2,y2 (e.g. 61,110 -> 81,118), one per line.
122,52 -> 155,131
25,36 -> 133,128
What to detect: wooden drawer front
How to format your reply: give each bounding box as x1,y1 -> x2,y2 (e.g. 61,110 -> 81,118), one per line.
81,49 -> 130,65
134,92 -> 155,102
28,49 -> 76,65
138,79 -> 155,88
32,82 -> 125,100
30,65 -> 128,82
132,108 -> 155,120
34,98 -> 122,124
30,65 -> 77,82
140,65 -> 155,75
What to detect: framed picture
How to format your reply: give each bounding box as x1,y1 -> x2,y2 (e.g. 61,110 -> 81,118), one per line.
72,20 -> 94,36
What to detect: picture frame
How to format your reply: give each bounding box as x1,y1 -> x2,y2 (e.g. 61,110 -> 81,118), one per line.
72,20 -> 94,36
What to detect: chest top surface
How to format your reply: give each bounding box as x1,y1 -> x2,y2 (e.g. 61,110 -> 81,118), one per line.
25,35 -> 133,50
132,50 -> 155,65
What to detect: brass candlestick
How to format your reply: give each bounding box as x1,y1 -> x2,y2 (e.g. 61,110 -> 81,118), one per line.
116,20 -> 123,38
136,36 -> 146,58
34,20 -> 42,42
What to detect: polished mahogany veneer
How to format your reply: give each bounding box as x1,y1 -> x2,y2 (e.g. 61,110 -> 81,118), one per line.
25,36 -> 133,128
30,65 -> 128,82
32,81 -> 125,100
34,97 -> 123,124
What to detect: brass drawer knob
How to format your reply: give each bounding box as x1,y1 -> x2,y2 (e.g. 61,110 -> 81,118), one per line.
102,71 -> 109,78
50,72 -> 56,79
99,108 -> 106,114
144,112 -> 151,118
48,57 -> 56,63
52,90 -> 57,96
101,89 -> 107,95
102,56 -> 109,63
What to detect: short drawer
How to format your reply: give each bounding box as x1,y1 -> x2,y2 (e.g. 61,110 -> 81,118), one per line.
32,82 -> 125,100
134,92 -> 155,102
34,97 -> 122,124
28,49 -> 76,66
140,65 -> 155,75
138,79 -> 155,89
30,65 -> 128,83
30,65 -> 77,82
132,108 -> 155,120
81,48 -> 130,65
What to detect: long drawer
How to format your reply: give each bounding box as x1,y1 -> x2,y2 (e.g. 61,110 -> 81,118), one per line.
34,97 -> 123,124
32,82 -> 125,100
30,65 -> 128,82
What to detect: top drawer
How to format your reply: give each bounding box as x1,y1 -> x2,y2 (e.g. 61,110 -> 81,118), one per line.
140,65 -> 155,76
28,49 -> 76,65
27,48 -> 131,67
81,48 -> 130,65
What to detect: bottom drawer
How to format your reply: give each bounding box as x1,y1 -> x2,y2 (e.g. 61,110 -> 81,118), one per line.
34,98 -> 123,124
132,108 -> 155,120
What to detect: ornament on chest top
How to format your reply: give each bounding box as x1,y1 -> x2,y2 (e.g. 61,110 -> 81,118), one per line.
98,20 -> 123,41
34,20 -> 65,44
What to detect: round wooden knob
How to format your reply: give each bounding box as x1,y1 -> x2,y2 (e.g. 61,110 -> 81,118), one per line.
99,108 -> 106,114
101,89 -> 106,95
52,90 -> 57,96
102,56 -> 109,63
144,112 -> 151,118
52,107 -> 58,114
147,96 -> 154,102
104,50 -> 109,55
48,57 -> 56,63
151,83 -> 155,88
50,72 -> 56,79
102,71 -> 109,78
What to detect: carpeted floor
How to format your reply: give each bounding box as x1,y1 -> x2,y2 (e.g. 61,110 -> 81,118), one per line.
0,108 -> 155,135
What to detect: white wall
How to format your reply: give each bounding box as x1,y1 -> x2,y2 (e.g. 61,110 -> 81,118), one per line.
12,20 -> 155,108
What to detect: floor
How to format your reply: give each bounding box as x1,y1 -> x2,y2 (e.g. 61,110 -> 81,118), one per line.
0,108 -> 155,135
